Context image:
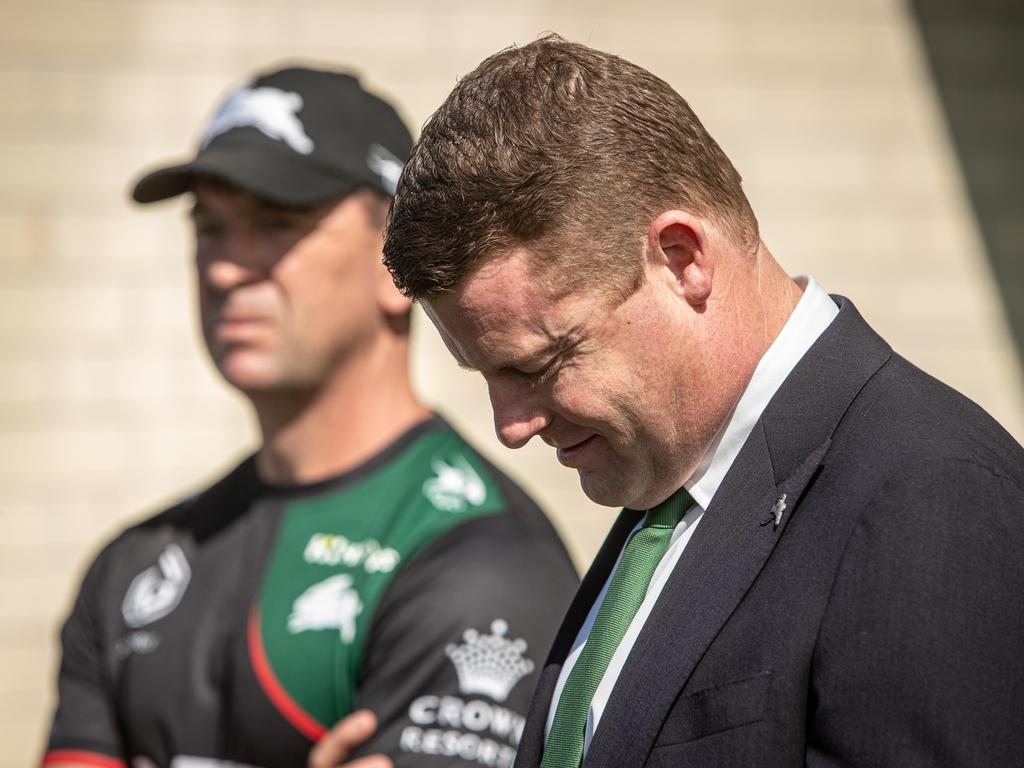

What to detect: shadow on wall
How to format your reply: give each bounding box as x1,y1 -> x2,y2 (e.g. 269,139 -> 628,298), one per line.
911,0 -> 1024,367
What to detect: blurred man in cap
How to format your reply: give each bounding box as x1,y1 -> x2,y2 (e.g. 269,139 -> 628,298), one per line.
384,36 -> 1024,768
43,65 -> 577,768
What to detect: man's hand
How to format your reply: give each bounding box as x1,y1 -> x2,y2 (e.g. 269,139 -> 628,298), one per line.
308,709 -> 391,768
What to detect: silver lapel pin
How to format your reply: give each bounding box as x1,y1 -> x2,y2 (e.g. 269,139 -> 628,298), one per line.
771,493 -> 788,528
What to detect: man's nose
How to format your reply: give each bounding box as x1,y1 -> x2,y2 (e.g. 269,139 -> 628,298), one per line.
199,235 -> 273,293
488,377 -> 552,449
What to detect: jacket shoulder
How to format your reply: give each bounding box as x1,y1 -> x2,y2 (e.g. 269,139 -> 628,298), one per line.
832,352 -> 1023,483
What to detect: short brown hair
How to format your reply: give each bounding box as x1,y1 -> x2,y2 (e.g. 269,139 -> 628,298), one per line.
384,35 -> 758,299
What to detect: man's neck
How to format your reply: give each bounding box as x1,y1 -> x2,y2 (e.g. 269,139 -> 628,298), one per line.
660,241 -> 803,503
250,347 -> 431,487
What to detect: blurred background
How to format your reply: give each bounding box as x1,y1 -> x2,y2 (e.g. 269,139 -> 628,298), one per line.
2,0 -> 1021,763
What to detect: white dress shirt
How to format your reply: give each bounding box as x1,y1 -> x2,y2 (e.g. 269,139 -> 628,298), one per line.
545,276 -> 839,755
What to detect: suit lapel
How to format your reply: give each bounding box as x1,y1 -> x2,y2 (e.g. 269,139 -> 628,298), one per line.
582,297 -> 891,768
583,422 -> 812,768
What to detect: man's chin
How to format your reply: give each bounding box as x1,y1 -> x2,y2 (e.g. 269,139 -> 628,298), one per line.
213,354 -> 283,394
578,467 -> 678,511
577,469 -> 639,509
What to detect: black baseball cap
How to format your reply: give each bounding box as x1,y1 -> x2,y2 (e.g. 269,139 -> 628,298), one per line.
131,66 -> 412,206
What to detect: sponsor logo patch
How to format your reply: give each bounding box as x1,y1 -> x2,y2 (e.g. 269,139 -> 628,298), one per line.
400,722 -> 517,768
446,619 -> 535,703
423,455 -> 487,512
122,543 -> 191,628
287,574 -> 363,645
399,621 -> 534,766
303,533 -> 400,573
114,630 -> 160,659
169,758 -> 260,768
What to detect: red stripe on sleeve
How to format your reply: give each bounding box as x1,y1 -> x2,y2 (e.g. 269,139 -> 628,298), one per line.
42,750 -> 127,768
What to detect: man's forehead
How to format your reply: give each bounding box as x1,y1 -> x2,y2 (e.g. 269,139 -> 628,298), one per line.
434,249 -> 550,324
423,252 -> 584,370
425,305 -> 563,374
466,245 -> 577,303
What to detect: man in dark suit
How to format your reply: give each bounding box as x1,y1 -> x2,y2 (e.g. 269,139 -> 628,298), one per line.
382,35 -> 1024,768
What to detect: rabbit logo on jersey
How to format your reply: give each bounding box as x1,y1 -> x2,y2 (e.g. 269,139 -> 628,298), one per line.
201,85 -> 314,155
122,543 -> 192,628
424,455 -> 487,512
287,574 -> 363,645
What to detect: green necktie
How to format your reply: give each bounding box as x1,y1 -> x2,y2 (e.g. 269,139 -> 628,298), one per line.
541,487 -> 692,768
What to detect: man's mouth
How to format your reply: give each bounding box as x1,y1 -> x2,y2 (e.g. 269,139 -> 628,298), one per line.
212,314 -> 271,342
217,308 -> 270,323
556,435 -> 598,467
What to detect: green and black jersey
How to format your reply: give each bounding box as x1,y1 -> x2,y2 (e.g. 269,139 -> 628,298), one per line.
45,417 -> 578,768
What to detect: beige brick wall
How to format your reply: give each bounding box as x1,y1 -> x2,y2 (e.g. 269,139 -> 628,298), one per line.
2,0 -> 1021,764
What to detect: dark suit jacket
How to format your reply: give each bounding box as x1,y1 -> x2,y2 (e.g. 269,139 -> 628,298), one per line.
516,297 -> 1024,767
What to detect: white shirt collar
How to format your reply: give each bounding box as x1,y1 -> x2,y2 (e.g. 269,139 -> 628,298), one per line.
684,275 -> 839,510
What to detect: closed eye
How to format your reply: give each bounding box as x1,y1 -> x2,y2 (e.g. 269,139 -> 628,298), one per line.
523,337 -> 583,385
515,356 -> 560,385
533,358 -> 560,385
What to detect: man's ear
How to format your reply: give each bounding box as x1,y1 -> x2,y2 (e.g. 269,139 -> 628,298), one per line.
648,210 -> 713,309
377,266 -> 414,318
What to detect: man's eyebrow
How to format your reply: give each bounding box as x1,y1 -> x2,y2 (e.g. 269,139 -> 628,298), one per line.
497,338 -> 571,373
455,350 -> 550,376
455,331 -> 577,376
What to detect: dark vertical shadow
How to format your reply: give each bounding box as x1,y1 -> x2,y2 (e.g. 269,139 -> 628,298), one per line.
910,0 -> 1024,368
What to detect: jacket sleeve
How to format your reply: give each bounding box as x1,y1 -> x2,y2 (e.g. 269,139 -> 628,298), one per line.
351,511 -> 579,767
44,545 -> 128,766
807,457 -> 1024,767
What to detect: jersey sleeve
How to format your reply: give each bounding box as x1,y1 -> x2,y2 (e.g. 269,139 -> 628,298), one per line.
350,510 -> 579,767
44,544 -> 128,766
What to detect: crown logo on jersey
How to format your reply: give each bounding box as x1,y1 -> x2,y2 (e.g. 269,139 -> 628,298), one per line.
445,619 -> 535,703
